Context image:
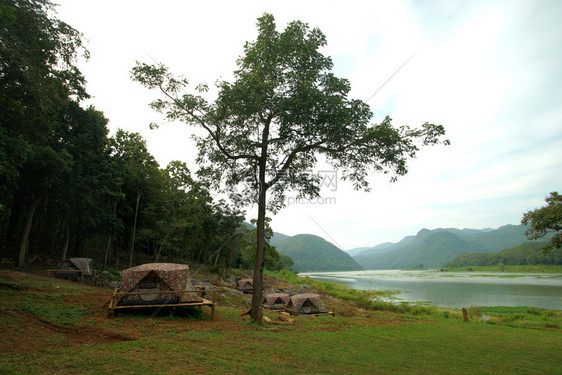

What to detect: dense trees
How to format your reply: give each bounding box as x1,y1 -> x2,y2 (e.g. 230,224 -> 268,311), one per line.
522,192 -> 562,254
443,242 -> 562,268
0,0 -> 251,272
132,13 -> 448,321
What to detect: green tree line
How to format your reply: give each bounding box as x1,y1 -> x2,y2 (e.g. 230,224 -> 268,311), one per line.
0,0 -> 289,273
443,242 -> 562,268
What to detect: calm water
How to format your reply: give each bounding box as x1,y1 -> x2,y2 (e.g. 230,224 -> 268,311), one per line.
299,270 -> 562,309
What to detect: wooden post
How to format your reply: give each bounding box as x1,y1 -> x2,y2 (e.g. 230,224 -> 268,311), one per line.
462,307 -> 468,322
211,291 -> 216,320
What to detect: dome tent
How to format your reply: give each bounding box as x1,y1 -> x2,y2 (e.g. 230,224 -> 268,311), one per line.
52,258 -> 93,280
237,278 -> 253,293
286,293 -> 326,315
263,293 -> 290,309
117,263 -> 201,306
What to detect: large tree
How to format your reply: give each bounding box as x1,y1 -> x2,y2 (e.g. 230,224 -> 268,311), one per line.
522,192 -> 562,254
132,13 -> 448,322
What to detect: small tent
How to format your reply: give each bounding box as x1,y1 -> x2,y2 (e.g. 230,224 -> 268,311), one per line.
54,258 -> 92,279
263,293 -> 290,309
286,293 -> 325,315
237,278 -> 253,293
116,263 -> 201,306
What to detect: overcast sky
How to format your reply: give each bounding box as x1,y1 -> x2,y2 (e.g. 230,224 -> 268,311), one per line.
55,0 -> 562,250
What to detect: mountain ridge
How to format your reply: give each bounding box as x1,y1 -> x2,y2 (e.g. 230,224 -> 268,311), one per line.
353,224 -> 533,269
253,223 -> 535,271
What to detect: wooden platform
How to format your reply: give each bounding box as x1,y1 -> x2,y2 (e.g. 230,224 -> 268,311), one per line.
107,289 -> 215,319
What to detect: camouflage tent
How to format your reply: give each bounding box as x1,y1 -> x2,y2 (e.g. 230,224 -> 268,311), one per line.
55,258 -> 92,278
263,293 -> 290,308
286,293 -> 325,314
237,278 -> 253,293
117,263 -> 200,306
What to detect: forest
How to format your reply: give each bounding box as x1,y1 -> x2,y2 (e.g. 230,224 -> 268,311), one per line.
443,241 -> 562,268
0,0 -> 291,273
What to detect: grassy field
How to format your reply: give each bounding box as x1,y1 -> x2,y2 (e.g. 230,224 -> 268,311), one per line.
1,269 -> 561,374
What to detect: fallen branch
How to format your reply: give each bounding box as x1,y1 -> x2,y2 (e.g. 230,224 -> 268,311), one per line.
277,315 -> 295,324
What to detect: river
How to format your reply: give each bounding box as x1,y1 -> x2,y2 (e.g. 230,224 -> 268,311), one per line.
299,270 -> 562,310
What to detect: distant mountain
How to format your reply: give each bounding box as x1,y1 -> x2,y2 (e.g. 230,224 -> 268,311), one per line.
243,223 -> 355,272
272,234 -> 360,272
353,235 -> 416,264
353,225 -> 533,270
444,241 -> 561,267
347,243 -> 394,257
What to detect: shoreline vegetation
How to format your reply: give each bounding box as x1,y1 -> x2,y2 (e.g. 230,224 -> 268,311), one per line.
437,264 -> 562,273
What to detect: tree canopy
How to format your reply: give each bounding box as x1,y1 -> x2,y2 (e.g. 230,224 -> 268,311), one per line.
522,192 -> 562,253
1,0 -> 251,273
132,13 -> 449,322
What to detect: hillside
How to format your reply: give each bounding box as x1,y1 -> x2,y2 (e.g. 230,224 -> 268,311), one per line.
353,225 -> 535,270
444,242 -> 562,267
273,234 -> 360,272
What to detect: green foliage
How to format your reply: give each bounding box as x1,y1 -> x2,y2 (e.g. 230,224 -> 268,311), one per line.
522,192 -> 562,253
444,241 -> 562,268
0,0 -> 88,204
132,12 -> 447,320
237,219 -> 292,271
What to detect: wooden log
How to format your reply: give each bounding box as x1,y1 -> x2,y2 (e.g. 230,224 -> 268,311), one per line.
277,315 -> 295,324
263,316 -> 294,326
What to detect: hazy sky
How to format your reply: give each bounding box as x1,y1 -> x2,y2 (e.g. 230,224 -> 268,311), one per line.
55,0 -> 562,250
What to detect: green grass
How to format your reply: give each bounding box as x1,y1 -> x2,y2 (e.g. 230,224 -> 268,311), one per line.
1,313 -> 560,374
0,277 -> 91,326
1,273 -> 561,374
469,306 -> 561,330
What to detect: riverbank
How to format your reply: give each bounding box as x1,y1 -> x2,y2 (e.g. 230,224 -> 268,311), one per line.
1,269 -> 561,374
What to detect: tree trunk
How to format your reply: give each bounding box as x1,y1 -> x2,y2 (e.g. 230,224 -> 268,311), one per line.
104,234 -> 112,268
61,214 -> 70,260
129,189 -> 141,268
250,162 -> 268,323
17,198 -> 38,268
0,207 -> 9,251
104,201 -> 118,268
5,192 -> 23,251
